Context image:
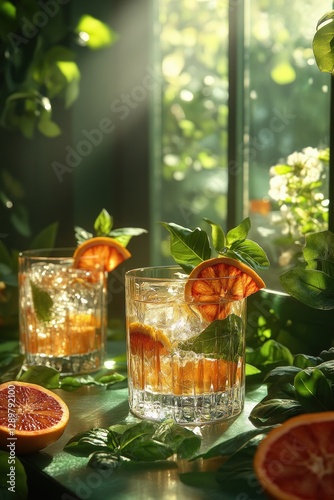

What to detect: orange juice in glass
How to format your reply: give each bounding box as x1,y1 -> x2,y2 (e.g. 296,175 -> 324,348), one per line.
125,265 -> 248,425
19,248 -> 107,375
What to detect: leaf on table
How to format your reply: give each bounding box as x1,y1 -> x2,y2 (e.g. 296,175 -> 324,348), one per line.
18,365 -> 60,389
152,419 -> 201,459
64,428 -> 115,456
215,445 -> 267,499
195,427 -> 271,461
294,367 -> 334,412
249,398 -> 303,427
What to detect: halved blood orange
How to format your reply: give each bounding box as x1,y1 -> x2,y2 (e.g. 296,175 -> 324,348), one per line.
253,411 -> 334,500
129,322 -> 171,356
73,236 -> 131,272
184,257 -> 265,321
0,381 -> 69,455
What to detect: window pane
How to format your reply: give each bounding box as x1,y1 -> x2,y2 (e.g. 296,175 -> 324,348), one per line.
151,0 -> 229,263
245,0 -> 332,290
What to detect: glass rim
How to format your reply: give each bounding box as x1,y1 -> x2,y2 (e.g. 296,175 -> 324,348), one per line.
125,265 -> 241,282
19,248 -> 76,258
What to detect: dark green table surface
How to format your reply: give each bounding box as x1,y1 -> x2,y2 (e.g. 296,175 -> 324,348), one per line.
17,342 -> 266,499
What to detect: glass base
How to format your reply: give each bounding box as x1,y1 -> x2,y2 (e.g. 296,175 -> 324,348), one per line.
23,350 -> 104,375
129,384 -> 245,425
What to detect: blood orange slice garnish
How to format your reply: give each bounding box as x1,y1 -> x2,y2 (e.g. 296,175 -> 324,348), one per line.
0,381 -> 69,455
129,322 -> 171,356
73,236 -> 131,272
184,257 -> 265,322
253,411 -> 334,500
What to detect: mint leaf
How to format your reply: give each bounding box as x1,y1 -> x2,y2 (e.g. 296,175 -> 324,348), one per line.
30,280 -> 53,322
179,316 -> 243,359
160,222 -> 211,273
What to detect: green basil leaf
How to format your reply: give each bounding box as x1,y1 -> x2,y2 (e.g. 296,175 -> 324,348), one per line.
197,427 -> 271,460
18,365 -> 60,389
245,363 -> 261,376
119,421 -> 157,451
228,239 -> 270,270
152,420 -> 201,459
30,280 -> 53,322
280,268 -> 334,309
203,218 -> 226,253
263,365 -> 301,385
123,439 -> 174,462
65,428 -> 117,456
88,451 -> 123,470
94,208 -> 113,235
313,14 -> 334,73
249,398 -> 303,427
293,354 -> 321,369
303,231 -> 334,274
215,445 -> 266,499
294,367 -> 334,411
160,222 -> 211,273
109,227 -> 148,248
226,217 -> 250,244
246,339 -> 294,371
320,348 -> 334,361
179,316 -> 243,359
317,360 -> 334,382
266,382 -> 296,401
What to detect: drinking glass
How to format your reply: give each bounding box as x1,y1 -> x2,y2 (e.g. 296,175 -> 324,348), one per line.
19,248 -> 107,375
125,266 -> 246,425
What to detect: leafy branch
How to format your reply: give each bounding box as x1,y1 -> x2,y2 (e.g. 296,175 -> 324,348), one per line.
0,2 -> 117,138
74,208 -> 147,248
161,217 -> 270,274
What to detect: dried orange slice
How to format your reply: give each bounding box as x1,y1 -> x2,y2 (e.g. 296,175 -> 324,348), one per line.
128,322 -> 172,391
0,381 -> 69,455
73,236 -> 131,272
253,411 -> 334,499
184,257 -> 265,321
129,322 -> 171,356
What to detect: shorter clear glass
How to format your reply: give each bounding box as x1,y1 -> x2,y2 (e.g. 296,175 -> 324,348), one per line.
19,248 -> 107,375
125,266 -> 246,425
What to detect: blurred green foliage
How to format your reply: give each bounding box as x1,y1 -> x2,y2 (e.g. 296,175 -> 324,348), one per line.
0,0 -> 117,138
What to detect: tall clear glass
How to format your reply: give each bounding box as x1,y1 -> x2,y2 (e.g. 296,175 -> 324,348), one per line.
125,266 -> 246,425
19,248 -> 107,375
